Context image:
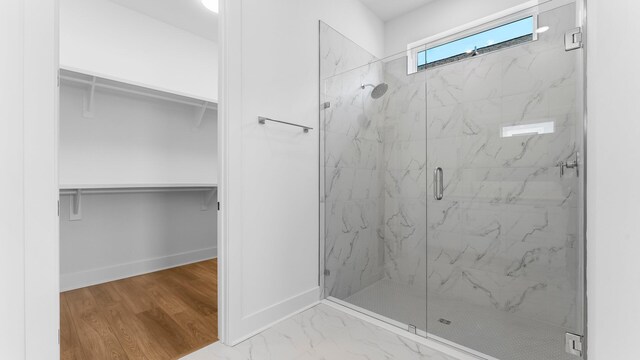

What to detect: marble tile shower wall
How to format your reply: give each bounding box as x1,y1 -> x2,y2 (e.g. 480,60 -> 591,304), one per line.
383,6 -> 581,329
321,22 -> 387,299
381,58 -> 428,291
322,4 -> 581,330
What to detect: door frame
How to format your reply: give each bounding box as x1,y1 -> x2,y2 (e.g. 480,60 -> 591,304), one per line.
14,0 -> 230,358
13,0 -> 60,360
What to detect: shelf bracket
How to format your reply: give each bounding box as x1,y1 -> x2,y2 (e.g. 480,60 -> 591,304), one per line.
201,188 -> 217,211
83,77 -> 97,118
70,189 -> 82,221
194,102 -> 208,128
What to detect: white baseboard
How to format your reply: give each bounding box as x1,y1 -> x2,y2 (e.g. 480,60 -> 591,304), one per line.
60,247 -> 217,292
226,286 -> 321,345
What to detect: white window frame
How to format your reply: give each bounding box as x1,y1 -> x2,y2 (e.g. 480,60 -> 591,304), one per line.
406,0 -> 542,74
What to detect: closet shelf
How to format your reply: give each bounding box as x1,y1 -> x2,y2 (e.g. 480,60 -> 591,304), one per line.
60,183 -> 217,189
59,185 -> 218,220
59,184 -> 217,194
59,69 -> 218,115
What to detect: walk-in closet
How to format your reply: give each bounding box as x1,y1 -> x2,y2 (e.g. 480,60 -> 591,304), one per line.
58,1 -> 219,358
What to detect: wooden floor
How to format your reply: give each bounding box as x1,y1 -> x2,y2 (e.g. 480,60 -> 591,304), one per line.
60,259 -> 218,360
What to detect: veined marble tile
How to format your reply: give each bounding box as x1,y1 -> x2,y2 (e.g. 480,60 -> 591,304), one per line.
320,22 -> 378,80
384,197 -> 427,243
181,304 -> 459,360
321,23 -> 387,302
325,167 -> 382,202
325,197 -> 384,299
521,2 -> 578,55
446,167 -> 577,207
426,139 -> 457,169
457,125 -> 577,169
322,96 -> 384,142
442,267 -> 575,326
321,1 -> 583,337
426,99 -> 502,139
324,132 -> 381,170
426,104 -> 465,139
501,47 -> 576,97
384,140 -> 427,171
385,167 -> 428,200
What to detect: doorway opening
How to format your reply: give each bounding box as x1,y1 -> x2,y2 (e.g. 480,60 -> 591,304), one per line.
58,1 -> 220,358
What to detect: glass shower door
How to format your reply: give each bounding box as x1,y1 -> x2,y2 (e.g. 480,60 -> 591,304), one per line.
424,3 -> 584,359
321,31 -> 430,334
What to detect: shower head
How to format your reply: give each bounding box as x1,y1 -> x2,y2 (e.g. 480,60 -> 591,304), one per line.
361,83 -> 389,99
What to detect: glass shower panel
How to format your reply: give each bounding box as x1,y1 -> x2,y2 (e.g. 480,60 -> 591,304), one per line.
322,49 -> 429,333
425,3 -> 584,360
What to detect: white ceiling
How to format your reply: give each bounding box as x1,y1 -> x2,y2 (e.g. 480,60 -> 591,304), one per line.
108,0 -> 433,41
109,0 -> 218,42
359,0 -> 437,22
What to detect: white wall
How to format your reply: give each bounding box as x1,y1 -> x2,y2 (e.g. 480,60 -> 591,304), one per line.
0,0 -> 59,359
384,0 -> 530,56
1,2 -> 27,357
59,82 -> 218,187
316,2 -> 386,58
60,0 -> 219,101
58,81 -> 218,291
219,0 -> 384,344
59,191 -> 217,291
587,0 -> 640,357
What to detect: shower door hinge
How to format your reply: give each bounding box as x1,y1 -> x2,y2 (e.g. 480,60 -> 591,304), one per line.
408,324 -> 417,334
322,102 -> 331,110
565,28 -> 583,51
565,333 -> 583,356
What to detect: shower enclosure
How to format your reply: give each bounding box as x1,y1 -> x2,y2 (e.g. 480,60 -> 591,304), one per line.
321,2 -> 585,359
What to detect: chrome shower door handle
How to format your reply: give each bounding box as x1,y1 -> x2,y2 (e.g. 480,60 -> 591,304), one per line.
433,167 -> 444,200
558,153 -> 580,177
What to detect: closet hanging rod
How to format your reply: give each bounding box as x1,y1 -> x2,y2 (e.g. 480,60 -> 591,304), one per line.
258,116 -> 313,133
60,75 -> 218,110
59,187 -> 216,196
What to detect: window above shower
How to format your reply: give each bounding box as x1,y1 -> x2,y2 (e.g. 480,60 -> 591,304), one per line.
417,17 -> 535,70
407,14 -> 549,74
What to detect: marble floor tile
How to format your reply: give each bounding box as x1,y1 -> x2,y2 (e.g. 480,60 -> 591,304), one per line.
344,279 -> 576,360
180,303 -> 459,360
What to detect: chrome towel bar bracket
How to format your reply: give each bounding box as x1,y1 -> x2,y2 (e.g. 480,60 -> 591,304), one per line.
258,116 -> 313,133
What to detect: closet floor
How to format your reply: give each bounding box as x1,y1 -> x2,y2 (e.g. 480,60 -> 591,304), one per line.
60,259 -> 218,360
